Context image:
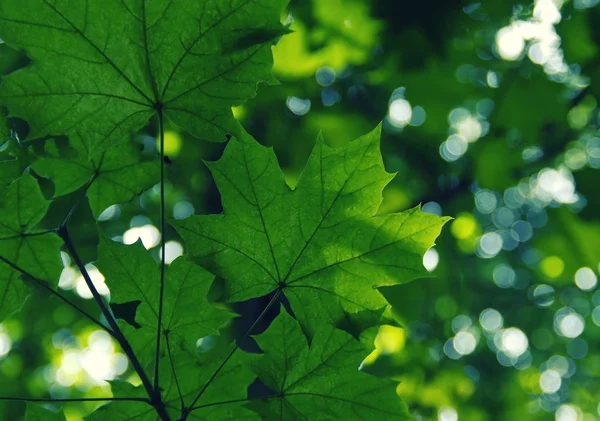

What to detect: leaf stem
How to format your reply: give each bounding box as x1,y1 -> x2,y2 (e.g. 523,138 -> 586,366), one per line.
154,106 -> 167,395
60,172 -> 99,229
183,289 -> 282,419
165,333 -> 185,412
58,228 -> 170,421
0,256 -> 108,333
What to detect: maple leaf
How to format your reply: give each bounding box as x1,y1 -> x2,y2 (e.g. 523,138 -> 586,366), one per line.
172,126 -> 450,336
0,0 -> 288,158
0,173 -> 62,321
88,337 -> 260,421
246,308 -> 413,420
95,237 -> 232,363
31,138 -> 158,217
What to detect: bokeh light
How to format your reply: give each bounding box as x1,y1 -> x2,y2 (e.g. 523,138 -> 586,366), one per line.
479,308 -> 503,332
574,267 -> 597,291
539,369 -> 561,394
123,224 -> 161,249
438,406 -> 458,421
388,98 -> 412,128
499,327 -> 529,358
554,309 -> 585,338
423,248 -> 440,272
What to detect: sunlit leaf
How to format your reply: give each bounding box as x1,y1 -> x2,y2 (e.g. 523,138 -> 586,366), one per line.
173,125 -> 450,336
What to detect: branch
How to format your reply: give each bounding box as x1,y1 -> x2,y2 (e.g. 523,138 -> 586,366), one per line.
183,289 -> 282,419
58,227 -> 170,421
0,396 -> 151,403
0,256 -> 109,333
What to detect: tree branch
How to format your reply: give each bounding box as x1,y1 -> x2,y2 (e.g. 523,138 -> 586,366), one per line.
0,396 -> 151,403
0,256 -> 109,333
58,227 -> 170,421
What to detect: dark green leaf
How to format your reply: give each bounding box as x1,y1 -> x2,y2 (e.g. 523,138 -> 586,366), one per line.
0,0 -> 288,158
32,138 -> 157,216
0,173 -> 62,320
247,308 -> 413,420
96,236 -> 232,362
25,403 -> 65,421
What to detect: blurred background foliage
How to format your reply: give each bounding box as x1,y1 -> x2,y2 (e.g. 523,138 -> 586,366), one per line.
1,0 -> 600,420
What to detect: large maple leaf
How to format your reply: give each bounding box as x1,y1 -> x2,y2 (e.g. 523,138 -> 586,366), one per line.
172,125 -> 450,337
0,0 -> 287,158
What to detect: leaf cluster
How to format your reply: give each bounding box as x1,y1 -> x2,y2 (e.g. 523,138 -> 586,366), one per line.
0,1 -> 448,420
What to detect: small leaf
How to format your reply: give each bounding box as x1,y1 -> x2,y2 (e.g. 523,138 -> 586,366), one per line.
86,382 -> 157,421
0,173 -> 62,321
91,338 -> 259,421
32,139 -> 157,217
96,236 -> 232,363
247,308 -> 413,420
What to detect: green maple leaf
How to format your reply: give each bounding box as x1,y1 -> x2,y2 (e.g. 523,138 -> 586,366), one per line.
0,0 -> 287,158
31,138 -> 157,216
172,126 -> 450,336
0,173 -> 62,321
89,338 -> 259,421
95,237 -> 232,363
166,340 -> 260,420
246,308 -> 413,420
93,238 -> 259,419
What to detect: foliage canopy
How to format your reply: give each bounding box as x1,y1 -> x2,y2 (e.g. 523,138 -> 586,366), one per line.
2,0 -> 600,420
0,0 -> 448,420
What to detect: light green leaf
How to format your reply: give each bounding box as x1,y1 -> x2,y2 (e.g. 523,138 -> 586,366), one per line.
32,139 -> 157,216
247,308 -> 413,420
0,0 -> 288,158
172,126 -> 450,336
0,173 -> 63,320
